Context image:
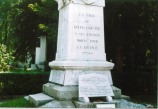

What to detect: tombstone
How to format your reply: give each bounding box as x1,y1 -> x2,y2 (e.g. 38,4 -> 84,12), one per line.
39,36 -> 47,63
31,36 -> 47,70
44,0 -> 114,100
35,47 -> 40,64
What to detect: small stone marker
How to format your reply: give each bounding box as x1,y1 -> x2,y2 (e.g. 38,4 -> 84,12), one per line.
96,104 -> 115,108
79,74 -> 114,97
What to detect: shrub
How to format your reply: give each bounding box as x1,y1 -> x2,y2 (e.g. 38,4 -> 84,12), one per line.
0,73 -> 49,95
0,44 -> 14,72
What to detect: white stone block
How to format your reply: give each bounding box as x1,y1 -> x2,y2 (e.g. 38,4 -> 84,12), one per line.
29,93 -> 54,106
43,83 -> 78,100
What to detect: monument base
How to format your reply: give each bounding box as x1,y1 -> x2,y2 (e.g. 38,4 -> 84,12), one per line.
49,60 -> 114,85
27,82 -> 130,108
43,83 -> 78,100
42,83 -> 128,100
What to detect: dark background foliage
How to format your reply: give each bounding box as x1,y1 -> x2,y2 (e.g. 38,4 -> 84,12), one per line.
105,1 -> 157,95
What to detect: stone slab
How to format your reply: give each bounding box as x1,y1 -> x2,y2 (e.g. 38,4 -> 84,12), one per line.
79,74 -> 114,97
40,100 -> 75,108
43,83 -> 78,100
112,86 -> 122,98
29,93 -> 54,106
49,69 -> 113,85
93,101 -> 119,108
73,101 -> 94,108
96,104 -> 115,108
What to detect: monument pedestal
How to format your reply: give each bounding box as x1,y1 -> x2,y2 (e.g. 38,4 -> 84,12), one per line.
49,60 -> 114,85
27,0 -> 131,108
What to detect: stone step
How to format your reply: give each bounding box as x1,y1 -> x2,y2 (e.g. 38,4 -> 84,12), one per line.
112,86 -> 122,98
29,93 -> 54,106
43,83 -> 78,100
40,100 -> 76,108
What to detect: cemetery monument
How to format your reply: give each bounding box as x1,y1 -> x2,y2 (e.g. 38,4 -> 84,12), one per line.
28,0 -> 130,108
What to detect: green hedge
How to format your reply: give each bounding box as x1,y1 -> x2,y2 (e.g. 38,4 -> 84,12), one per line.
0,73 -> 49,95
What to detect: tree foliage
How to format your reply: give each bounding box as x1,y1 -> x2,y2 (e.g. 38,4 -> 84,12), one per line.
12,0 -> 58,62
0,44 -> 14,72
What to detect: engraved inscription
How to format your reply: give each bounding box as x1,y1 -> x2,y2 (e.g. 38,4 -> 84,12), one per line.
72,7 -> 104,56
79,74 -> 114,97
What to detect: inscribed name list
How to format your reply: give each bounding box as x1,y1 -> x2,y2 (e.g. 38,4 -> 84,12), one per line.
79,74 -> 114,97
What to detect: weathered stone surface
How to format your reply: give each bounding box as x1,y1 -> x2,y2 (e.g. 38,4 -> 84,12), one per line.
43,83 -> 78,100
29,93 -> 54,106
73,101 -> 94,108
40,100 -> 75,108
112,86 -> 122,98
49,69 -> 113,85
79,74 -> 114,97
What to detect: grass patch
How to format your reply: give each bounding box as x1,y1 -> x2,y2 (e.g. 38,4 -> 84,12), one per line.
0,97 -> 35,107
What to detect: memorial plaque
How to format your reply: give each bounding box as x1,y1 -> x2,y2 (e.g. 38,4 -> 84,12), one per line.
79,74 -> 114,97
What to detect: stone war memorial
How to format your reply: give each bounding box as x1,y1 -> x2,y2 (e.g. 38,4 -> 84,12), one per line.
27,0 -> 131,108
